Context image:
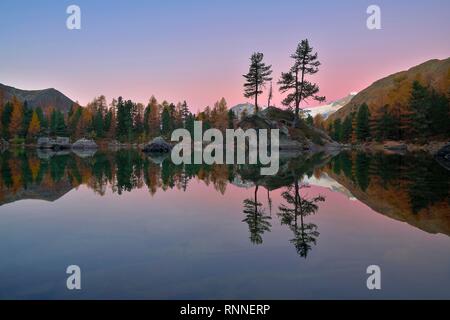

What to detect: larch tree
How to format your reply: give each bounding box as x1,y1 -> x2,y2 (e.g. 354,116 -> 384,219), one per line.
243,52 -> 273,113
278,39 -> 325,127
27,110 -> 41,139
9,96 -> 23,137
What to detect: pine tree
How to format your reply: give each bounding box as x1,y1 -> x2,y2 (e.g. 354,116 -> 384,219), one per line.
429,89 -> 449,137
356,103 -> 370,142
341,115 -> 352,143
93,110 -> 104,138
409,80 -> 431,140
228,109 -> 236,129
116,97 -> 133,142
180,101 -> 190,128
243,52 -> 272,112
306,114 -> 314,126
333,119 -> 342,142
278,39 -> 325,127
1,102 -> 13,139
161,106 -> 172,136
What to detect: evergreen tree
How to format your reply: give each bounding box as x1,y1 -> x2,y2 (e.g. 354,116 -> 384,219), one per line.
21,101 -> 33,137
180,101 -> 190,128
356,103 -> 370,142
341,115 -> 353,143
1,102 -> 13,139
409,80 -> 431,140
227,109 -> 236,129
243,52 -> 272,112
93,110 -> 104,138
35,107 -> 48,131
116,97 -> 133,142
429,89 -> 449,136
278,39 -> 325,127
333,119 -> 342,142
374,106 -> 397,141
161,106 -> 172,136
306,114 -> 314,126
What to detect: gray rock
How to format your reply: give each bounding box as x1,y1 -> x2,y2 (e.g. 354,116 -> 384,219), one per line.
142,137 -> 172,153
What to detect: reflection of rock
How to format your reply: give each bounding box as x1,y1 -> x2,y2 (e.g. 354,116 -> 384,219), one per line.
72,138 -> 98,150
435,144 -> 450,171
384,141 -> 407,153
37,137 -> 71,150
142,137 -> 172,153
146,152 -> 169,165
36,148 -> 70,159
72,148 -> 97,158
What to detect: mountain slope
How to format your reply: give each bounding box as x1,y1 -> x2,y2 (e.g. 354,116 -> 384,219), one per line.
0,83 -> 75,113
304,93 -> 357,119
327,58 -> 450,123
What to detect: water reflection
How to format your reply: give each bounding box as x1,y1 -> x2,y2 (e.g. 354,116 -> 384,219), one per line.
278,181 -> 324,258
242,185 -> 272,245
0,148 -> 449,240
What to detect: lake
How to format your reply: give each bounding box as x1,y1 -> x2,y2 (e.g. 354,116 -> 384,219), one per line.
0,148 -> 449,299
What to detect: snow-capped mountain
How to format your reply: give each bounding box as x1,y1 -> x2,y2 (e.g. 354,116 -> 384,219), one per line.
303,92 -> 357,119
230,103 -> 256,120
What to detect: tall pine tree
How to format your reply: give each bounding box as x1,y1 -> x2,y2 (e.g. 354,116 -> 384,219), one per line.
278,39 -> 325,127
243,52 -> 272,113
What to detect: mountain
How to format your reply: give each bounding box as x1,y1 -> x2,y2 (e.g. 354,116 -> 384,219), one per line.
231,93 -> 357,121
327,58 -> 450,123
0,83 -> 75,113
231,103 -> 256,119
303,93 -> 357,119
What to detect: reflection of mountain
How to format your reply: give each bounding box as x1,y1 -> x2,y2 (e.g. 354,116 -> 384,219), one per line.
322,152 -> 450,236
302,172 -> 356,200
1,149 -> 449,239
0,180 -> 74,207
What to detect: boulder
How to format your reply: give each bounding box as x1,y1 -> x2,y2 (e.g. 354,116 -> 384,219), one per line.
142,137 -> 172,153
72,138 -> 98,150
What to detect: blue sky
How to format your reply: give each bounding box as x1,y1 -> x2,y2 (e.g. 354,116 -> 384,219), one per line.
0,0 -> 449,110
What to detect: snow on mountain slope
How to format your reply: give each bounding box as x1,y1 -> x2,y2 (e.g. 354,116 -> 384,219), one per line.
303,92 -> 357,119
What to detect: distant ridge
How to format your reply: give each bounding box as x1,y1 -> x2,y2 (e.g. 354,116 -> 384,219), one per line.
327,57 -> 450,123
0,83 -> 75,113
303,93 -> 357,119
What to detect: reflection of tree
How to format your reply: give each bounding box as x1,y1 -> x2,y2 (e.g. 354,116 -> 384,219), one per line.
278,181 -> 324,258
267,187 -> 272,216
354,152 -> 371,192
242,185 -> 272,245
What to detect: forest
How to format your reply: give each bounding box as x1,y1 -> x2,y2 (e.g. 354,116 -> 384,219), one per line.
322,81 -> 450,143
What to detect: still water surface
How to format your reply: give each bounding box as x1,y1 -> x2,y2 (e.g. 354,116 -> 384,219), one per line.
0,149 -> 449,299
